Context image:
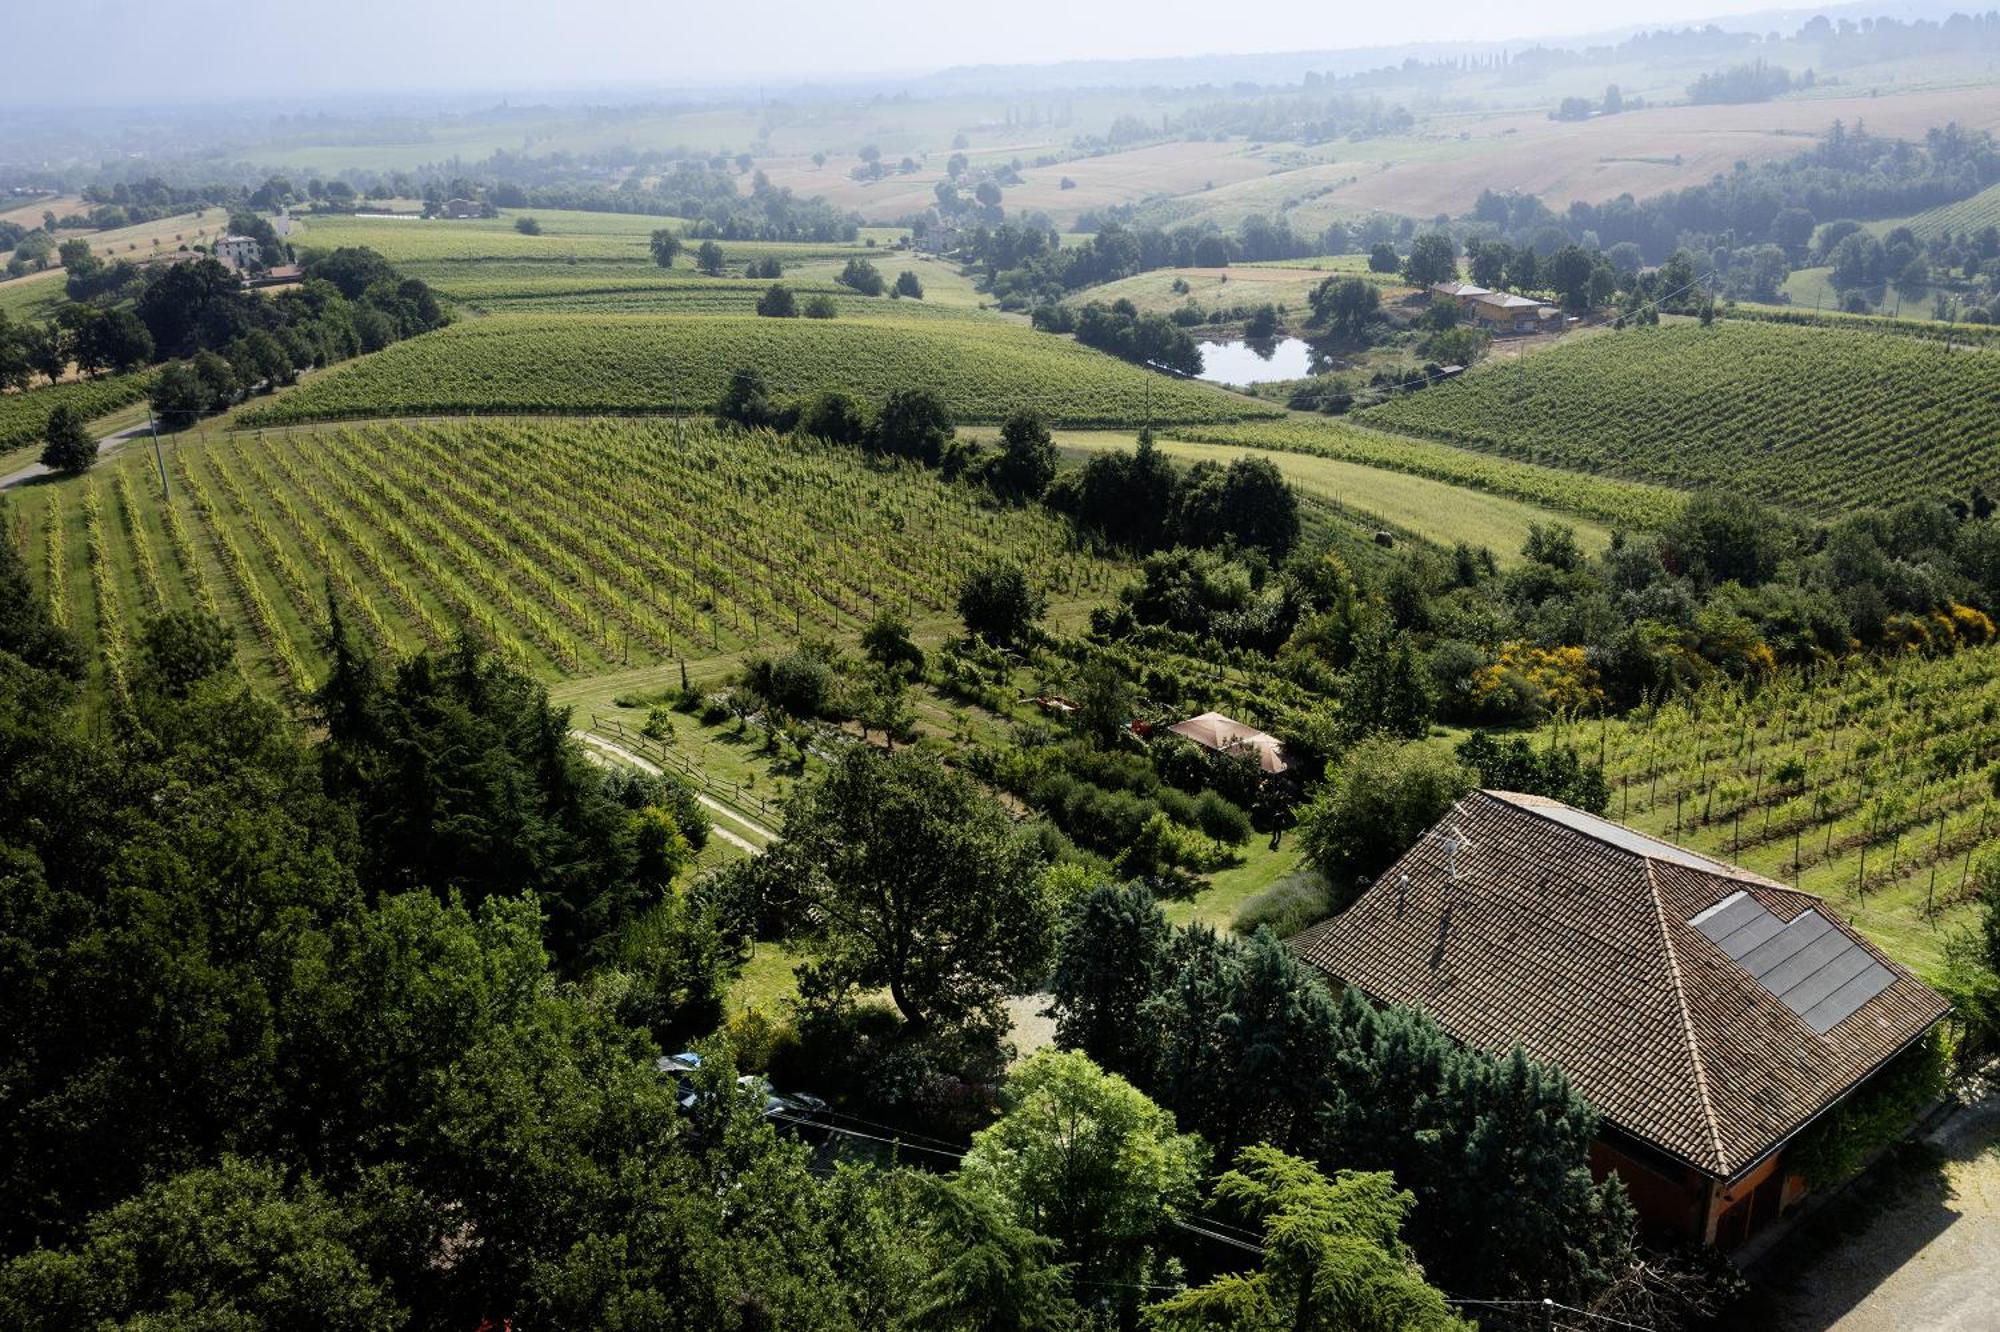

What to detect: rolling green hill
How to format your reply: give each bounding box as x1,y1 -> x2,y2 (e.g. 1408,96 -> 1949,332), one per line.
24,419 -> 1128,699
1358,321 -> 2000,515
239,314 -> 1282,428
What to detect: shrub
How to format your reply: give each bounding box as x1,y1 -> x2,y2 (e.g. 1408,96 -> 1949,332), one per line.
1231,869 -> 1334,937
1195,789 -> 1253,844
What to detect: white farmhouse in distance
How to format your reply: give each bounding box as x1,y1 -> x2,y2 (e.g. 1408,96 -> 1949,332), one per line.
212,235 -> 263,271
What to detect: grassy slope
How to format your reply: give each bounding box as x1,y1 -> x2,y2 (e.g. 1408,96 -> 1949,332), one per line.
1358,321 -> 2000,515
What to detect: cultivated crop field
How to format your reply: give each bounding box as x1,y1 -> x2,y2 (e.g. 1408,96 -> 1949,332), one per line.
1167,417 -> 1685,531
238,313 -> 1281,427
0,372 -> 156,452
1359,321 -> 2000,515
292,211 -> 865,272
1902,180 -> 2000,241
1596,647 -> 2000,977
17,419 -> 1126,700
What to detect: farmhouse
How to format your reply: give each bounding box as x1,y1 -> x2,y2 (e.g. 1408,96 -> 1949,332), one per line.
1291,790 -> 1949,1248
211,234 -> 263,271
1166,711 -> 1289,774
1428,280 -> 1565,334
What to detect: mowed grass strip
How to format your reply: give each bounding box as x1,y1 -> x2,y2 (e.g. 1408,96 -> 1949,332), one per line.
1165,416 -> 1684,531
1358,321 -> 2000,516
1052,430 -> 1614,562
237,314 -> 1281,427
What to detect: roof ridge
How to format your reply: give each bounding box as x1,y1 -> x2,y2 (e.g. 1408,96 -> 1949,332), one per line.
1645,859 -> 1730,1175
1484,790 -> 1804,895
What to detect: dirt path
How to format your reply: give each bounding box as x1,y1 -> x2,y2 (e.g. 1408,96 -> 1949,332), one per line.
1756,1086 -> 2000,1332
573,731 -> 775,854
1,421 -> 154,489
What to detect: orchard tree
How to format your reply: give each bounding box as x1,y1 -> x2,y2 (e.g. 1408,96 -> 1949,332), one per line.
775,745 -> 1056,1035
39,405 -> 95,474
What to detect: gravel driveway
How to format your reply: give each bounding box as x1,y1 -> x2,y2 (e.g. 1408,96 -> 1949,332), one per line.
1755,1087 -> 2000,1332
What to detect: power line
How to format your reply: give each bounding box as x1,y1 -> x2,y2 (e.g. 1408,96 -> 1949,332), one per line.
1445,1296 -> 1657,1332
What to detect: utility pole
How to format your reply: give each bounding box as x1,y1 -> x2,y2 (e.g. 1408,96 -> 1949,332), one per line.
148,413 -> 170,500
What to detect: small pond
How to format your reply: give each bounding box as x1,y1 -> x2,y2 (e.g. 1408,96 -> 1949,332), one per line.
1194,336 -> 1323,386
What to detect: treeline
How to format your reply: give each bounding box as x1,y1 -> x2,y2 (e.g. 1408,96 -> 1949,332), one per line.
1033,298 -> 1204,375
714,372 -> 1300,558
1469,121 -> 2000,262
1687,58 -> 1800,104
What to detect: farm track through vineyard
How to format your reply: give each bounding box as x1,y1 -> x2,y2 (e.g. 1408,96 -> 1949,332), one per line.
17,418 -> 1128,701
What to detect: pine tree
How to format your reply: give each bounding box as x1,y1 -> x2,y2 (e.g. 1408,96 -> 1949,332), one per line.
1049,883 -> 1171,1082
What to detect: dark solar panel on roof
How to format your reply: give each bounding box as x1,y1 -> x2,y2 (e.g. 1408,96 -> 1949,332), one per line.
1690,892 -> 1893,1034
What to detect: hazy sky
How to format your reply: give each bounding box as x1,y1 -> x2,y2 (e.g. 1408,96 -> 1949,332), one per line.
18,0 -> 1805,103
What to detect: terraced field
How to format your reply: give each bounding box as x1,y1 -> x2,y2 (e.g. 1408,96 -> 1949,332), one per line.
238,313 -> 1281,427
17,419 -> 1127,700
1358,321 -> 2000,515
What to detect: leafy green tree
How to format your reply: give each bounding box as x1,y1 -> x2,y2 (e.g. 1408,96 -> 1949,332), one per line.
514,215 -> 541,235
1401,232 -> 1458,288
1308,275 -> 1379,339
756,282 -> 798,317
907,1174 -> 1078,1332
1367,242 -> 1399,273
1664,489 -> 1786,587
38,404 -> 95,475
839,257 -> 886,295
696,239 -> 726,275
136,608 -> 234,697
860,607 -> 925,674
962,1049 -> 1205,1297
990,409 -> 1056,500
0,1158 -> 403,1329
775,745 -> 1055,1034
1455,733 -> 1609,813
799,388 -> 869,444
1296,736 -> 1470,911
804,293 -> 839,318
873,386 -> 954,464
1146,1147 -> 1469,1332
1340,625 -> 1437,741
894,269 -> 925,298
1050,883 -> 1172,1082
717,365 -> 777,428
957,560 -> 1046,646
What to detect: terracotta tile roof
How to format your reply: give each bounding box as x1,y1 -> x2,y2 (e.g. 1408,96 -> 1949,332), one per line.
1292,790 -> 1948,1179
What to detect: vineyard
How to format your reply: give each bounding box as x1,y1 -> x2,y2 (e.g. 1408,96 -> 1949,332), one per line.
238,314 -> 1282,427
1592,645 -> 2000,977
1902,180 -> 2000,241
1358,321 -> 2000,515
17,418 -> 1127,700
293,211 -> 866,271
0,371 -> 156,452
1166,417 -> 1685,531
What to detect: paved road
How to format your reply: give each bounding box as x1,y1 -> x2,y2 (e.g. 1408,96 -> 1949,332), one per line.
1759,1083 -> 2000,1332
1,421 -> 154,490
573,731 -> 774,855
